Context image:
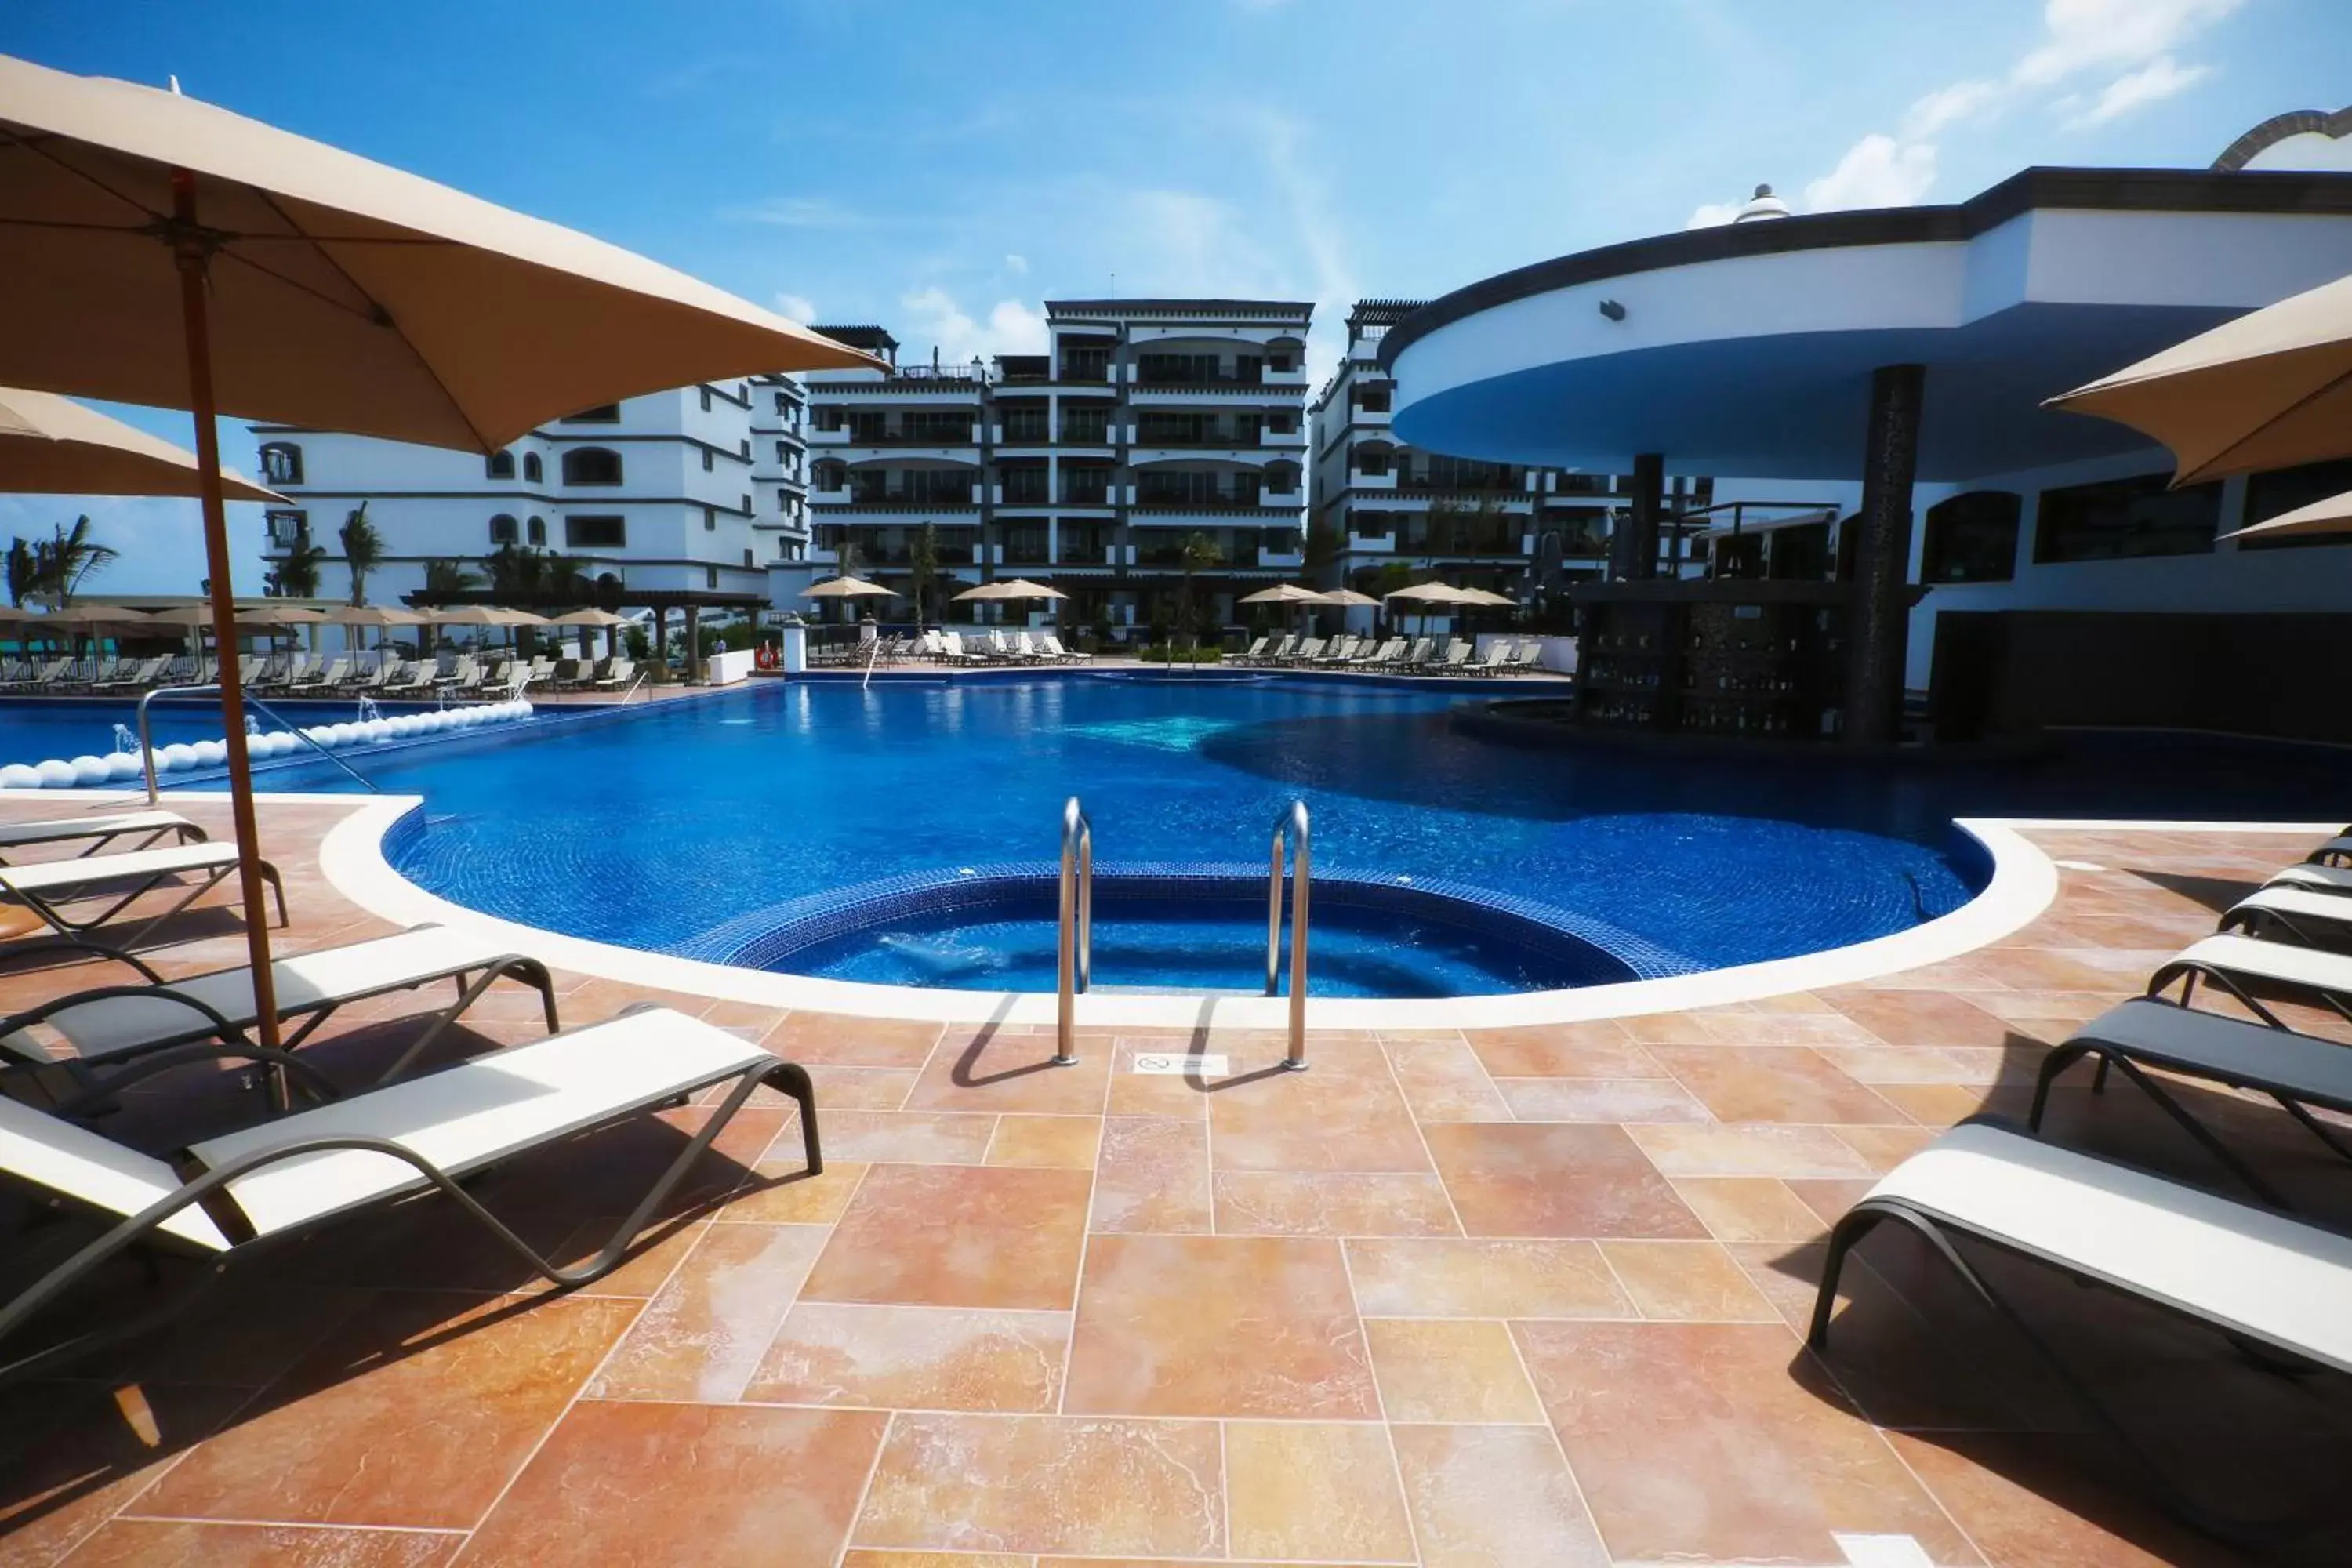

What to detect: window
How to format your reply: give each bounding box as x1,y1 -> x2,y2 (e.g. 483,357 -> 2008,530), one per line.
489,514 -> 519,545
562,447 -> 622,485
523,452 -> 543,483
814,407 -> 843,432
739,438 -> 751,459
1922,491 -> 2021,582
1356,390 -> 1391,415
740,493 -> 751,514
2238,458 -> 2352,551
1269,352 -> 1293,372
486,450 -> 515,480
704,508 -> 717,532
1355,450 -> 1390,477
1267,412 -> 1297,434
699,387 -> 713,412
775,391 -> 789,415
2033,472 -> 2221,564
258,441 -> 303,485
742,549 -> 755,568
526,515 -> 546,546
702,448 -> 714,472
563,404 -> 620,423
1002,464 -> 1050,504
705,565 -> 719,590
775,441 -> 790,463
1061,346 -> 1109,382
1003,406 -> 1050,442
779,488 -> 792,510
1059,407 -> 1109,445
263,508 -> 307,545
565,515 -> 626,549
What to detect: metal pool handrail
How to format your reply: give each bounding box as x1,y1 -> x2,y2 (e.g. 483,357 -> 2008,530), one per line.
1054,794 -> 1092,1067
137,683 -> 379,804
1265,798 -> 1310,1070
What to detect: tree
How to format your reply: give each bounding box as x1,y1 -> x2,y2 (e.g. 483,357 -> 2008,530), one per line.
4,517 -> 121,608
5,539 -> 36,608
480,543 -> 591,605
909,521 -> 939,626
1425,498 -> 1465,563
337,502 -> 383,606
421,557 -> 484,599
1177,529 -> 1222,646
1303,521 -> 1341,576
266,527 -> 329,598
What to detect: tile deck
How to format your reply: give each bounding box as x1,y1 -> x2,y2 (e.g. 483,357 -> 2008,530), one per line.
0,793 -> 2343,1564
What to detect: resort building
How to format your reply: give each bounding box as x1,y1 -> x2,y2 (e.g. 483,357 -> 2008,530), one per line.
1310,298 -> 1711,603
781,299 -> 1313,634
1384,151 -> 2352,743
252,380 -> 788,612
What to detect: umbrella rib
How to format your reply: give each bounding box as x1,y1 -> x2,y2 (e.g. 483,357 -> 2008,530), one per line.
2183,361 -> 2352,481
0,128 -> 169,225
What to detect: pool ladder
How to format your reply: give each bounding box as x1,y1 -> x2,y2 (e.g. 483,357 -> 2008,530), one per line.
1052,795 -> 1309,1072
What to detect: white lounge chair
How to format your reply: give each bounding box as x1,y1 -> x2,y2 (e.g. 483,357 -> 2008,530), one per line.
2149,933 -> 2352,1029
0,922 -> 560,1110
287,657 -> 349,695
2218,885 -> 2352,953
0,810 -> 205,865
88,655 -> 166,694
380,661 -> 437,695
0,1004 -> 821,1382
0,841 -> 285,950
1811,1119 -> 2352,1540
1038,633 -> 1089,664
590,657 -> 635,691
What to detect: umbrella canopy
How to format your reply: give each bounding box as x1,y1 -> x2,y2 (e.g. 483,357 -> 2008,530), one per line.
2047,270 -> 2352,484
546,607 -> 636,627
0,387 -> 282,502
995,578 -> 1068,601
2221,486 -> 2352,543
1456,586 -> 1519,607
804,576 -> 900,599
140,603 -> 281,630
31,602 -> 140,626
422,604 -> 514,626
321,604 -> 425,626
241,604 -> 330,626
953,582 -> 1017,602
1238,583 -> 1327,605
490,607 -> 550,626
1308,588 -> 1382,608
1385,581 -> 1479,604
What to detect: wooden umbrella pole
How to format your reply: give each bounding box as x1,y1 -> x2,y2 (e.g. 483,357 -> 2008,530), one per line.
172,170 -> 285,1059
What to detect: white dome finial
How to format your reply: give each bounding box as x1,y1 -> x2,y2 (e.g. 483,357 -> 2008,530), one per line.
1734,183 -> 1790,223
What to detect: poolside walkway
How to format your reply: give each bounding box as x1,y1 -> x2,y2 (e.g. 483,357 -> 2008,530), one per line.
2,797 -> 2345,1565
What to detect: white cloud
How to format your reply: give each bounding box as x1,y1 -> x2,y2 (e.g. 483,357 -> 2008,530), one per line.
2013,0 -> 2239,88
897,287 -> 1047,365
1004,252 -> 1029,275
772,292 -> 817,325
1685,200 -> 1744,229
1903,78 -> 2003,140
2063,54 -> 2209,128
1804,134 -> 1939,212
720,196 -> 869,230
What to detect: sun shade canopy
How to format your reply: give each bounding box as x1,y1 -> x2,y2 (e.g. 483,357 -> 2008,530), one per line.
0,387 -> 280,501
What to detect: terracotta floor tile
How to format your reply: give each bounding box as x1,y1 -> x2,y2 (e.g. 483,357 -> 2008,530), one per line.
1886,1430 -> 2245,1568
1391,1422 -> 1610,1567
457,1400 -> 886,1567
904,1032 -> 1112,1115
1385,1038 -> 1512,1120
1515,1320 -> 1980,1565
1626,1121 -> 1886,1179
1834,1123 -> 1943,1172
1671,1176 -> 1834,1243
1210,1171 -> 1460,1236
1224,1421 -> 1415,1563
1423,1122 -> 1705,1238
1813,1042 -> 2042,1085
844,1555 -> 1034,1568
1831,989 -> 2028,1050
0,1381 -> 250,1568
1648,1045 -> 1912,1124
1872,1083 -> 2013,1125
808,1065 -> 920,1109
1090,1116 -> 1211,1232
1065,1234 -> 1377,1417
1599,1239 -> 1784,1322
1617,1010 -> 1722,1044
1208,1070 -> 1433,1173
58,1520 -> 461,1566
988,1113 -> 1102,1168
1690,1010 -> 1885,1045
1103,1039 -> 1210,1117
586,1222 -> 828,1402
136,1291 -> 638,1529
823,1109 -> 998,1165
804,1164 -> 1091,1310
767,1012 -> 943,1068
1494,1075 -> 1712,1123
722,1159 -> 869,1224
1363,1319 -> 1544,1423
851,1412 -> 1225,1558
1467,1023 -> 1662,1079
1345,1238 -> 1633,1319
746,1302 -> 1069,1412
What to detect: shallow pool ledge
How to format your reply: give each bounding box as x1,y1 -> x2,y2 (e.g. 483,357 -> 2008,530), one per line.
315,790 -> 2080,1029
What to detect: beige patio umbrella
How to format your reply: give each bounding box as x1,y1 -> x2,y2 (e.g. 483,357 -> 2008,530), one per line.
1457,586 -> 1519,607
952,582 -> 1018,601
321,601 -> 424,662
0,53 -> 884,1054
1308,588 -> 1381,608
1237,583 -> 1325,605
0,387 -> 283,501
2220,486 -> 2352,543
2047,269 -> 2352,484
546,607 -> 635,627
1384,581 -> 1479,604
804,577 -> 899,599
995,578 -> 1068,601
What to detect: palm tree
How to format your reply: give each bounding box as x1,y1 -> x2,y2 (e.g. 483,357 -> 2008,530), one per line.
337,502 -> 383,607
421,557 -> 484,599
5,538 -> 36,608
267,533 -> 329,598
909,521 -> 940,626
9,517 -> 121,608
1177,529 -> 1222,649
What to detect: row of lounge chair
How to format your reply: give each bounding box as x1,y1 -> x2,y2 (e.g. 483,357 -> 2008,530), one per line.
0,805 -> 818,1384
1812,832 -> 2352,1540
0,655 -> 220,695
812,630 -> 1092,668
1232,633 -> 1548,674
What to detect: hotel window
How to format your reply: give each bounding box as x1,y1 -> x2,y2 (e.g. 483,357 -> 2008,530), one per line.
1356,389 -> 1391,415
702,448 -> 714,472
526,516 -> 546,546
1269,352 -> 1294,372
1267,412 -> 1297,434
1356,449 -> 1390,477
740,438 -> 751,459
562,447 -> 623,485
565,515 -> 626,549
774,391 -> 789,414
2032,472 -> 2221,564
2238,458 -> 2352,550
741,494 -> 751,514
1921,491 -> 2022,582
779,488 -> 791,511
264,509 -> 307,545
775,441 -> 790,463
489,514 -> 519,545
814,407 -> 843,432
563,404 -> 620,423
705,566 -> 719,590
258,442 -> 303,485
705,508 -> 717,532
486,450 -> 515,480
699,387 -> 713,412
523,452 -> 543,483
742,549 -> 755,568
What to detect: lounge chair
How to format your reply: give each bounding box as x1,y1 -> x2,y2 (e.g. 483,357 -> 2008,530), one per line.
1465,638 -> 1517,673
2031,996 -> 2352,1209
0,809 -> 205,865
252,654 -> 314,694
2218,884 -> 2352,953
1809,1118 -> 2352,1541
287,657 -> 349,695
0,1004 -> 820,1384
435,655 -> 480,690
2149,933 -> 2352,1027
1038,634 -> 1089,664
1284,637 -> 1326,667
1510,641 -> 1549,674
1398,637 -> 1436,670
8,659 -> 72,694
380,661 -> 437,696
0,841 -> 285,951
1349,637 -> 1406,670
1315,636 -> 1359,666
2269,862 -> 2352,896
590,657 -> 635,691
0,922 -> 559,1112
1235,636 -> 1269,666
1424,640 -> 1473,674
88,656 -> 165,694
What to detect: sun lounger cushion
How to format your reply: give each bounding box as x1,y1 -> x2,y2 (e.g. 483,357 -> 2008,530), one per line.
2066,997 -> 2352,1111
0,1095 -> 233,1251
187,1008 -> 775,1236
2160,932 -> 2352,998
0,841 -> 242,898
1864,1121 -> 2352,1374
0,811 -> 198,852
2270,864 -> 2352,895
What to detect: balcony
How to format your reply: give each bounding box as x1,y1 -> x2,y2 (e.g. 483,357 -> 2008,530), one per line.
1346,532 -> 1395,553
1258,550 -> 1305,569
1261,426 -> 1308,448
808,427 -> 850,445
1349,469 -> 1398,491
1058,488 -> 1114,508
1056,544 -> 1111,566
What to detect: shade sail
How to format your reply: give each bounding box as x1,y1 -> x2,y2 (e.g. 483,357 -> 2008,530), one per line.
2220,486 -> 2352,543
0,387 -> 281,502
2047,269 -> 2352,484
0,55 -> 883,448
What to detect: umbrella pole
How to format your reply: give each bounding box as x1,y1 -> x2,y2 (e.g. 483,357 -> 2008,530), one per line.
173,171 -> 285,1063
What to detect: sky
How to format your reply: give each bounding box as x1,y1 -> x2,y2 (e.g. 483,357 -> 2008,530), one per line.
3,0 -> 2346,593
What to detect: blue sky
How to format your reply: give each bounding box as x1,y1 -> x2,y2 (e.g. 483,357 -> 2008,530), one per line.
4,0 -> 2345,592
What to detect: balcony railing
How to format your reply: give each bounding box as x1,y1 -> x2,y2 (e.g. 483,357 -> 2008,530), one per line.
843,429 -> 982,447
1132,430 -> 1272,448
1060,488 -> 1113,506
1056,546 -> 1111,565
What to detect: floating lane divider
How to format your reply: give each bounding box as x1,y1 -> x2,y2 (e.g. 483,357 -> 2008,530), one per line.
0,699 -> 535,789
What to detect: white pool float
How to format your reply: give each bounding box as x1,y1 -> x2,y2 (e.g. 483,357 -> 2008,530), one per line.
34,759 -> 78,788
0,764 -> 39,789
